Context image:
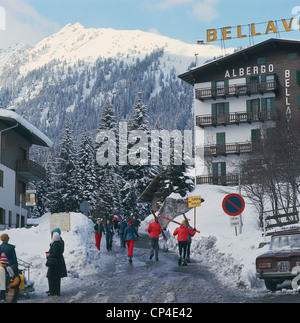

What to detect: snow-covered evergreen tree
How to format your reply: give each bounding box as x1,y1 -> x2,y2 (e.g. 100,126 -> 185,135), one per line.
78,128 -> 98,209
55,118 -> 80,212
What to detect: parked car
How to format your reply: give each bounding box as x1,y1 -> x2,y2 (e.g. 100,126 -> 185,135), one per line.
256,230 -> 300,292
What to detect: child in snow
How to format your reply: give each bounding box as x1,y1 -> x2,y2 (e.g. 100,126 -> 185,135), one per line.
0,252 -> 9,301
6,265 -> 21,303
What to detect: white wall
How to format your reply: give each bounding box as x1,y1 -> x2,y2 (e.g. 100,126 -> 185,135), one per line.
0,163 -> 27,230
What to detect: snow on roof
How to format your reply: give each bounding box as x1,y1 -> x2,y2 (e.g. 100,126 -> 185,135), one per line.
0,108 -> 53,147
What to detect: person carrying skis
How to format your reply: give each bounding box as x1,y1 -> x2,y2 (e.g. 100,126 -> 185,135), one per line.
123,220 -> 139,263
173,220 -> 196,266
147,217 -> 162,261
94,218 -> 104,251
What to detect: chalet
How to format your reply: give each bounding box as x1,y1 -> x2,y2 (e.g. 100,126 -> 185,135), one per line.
178,38 -> 300,186
0,109 -> 52,229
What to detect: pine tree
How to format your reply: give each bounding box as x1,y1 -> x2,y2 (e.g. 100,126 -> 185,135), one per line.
56,117 -> 80,212
78,128 -> 98,209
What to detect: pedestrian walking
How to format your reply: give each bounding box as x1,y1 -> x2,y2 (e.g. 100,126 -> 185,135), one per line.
0,252 -> 8,302
124,220 -> 139,263
147,217 -> 162,261
118,219 -> 127,248
94,218 -> 104,250
131,214 -> 140,234
105,219 -> 114,251
0,234 -> 18,267
162,227 -> 171,252
173,220 -> 196,266
46,228 -> 67,296
186,233 -> 192,263
112,216 -> 120,234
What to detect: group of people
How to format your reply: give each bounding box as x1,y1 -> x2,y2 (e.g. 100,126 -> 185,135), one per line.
0,234 -> 20,303
94,214 -> 141,263
94,213 -> 197,266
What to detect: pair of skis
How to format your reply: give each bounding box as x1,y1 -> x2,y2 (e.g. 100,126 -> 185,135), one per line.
152,210 -> 200,234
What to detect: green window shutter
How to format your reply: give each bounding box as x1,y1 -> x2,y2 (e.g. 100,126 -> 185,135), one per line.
288,53 -> 298,60
212,103 -> 217,116
261,98 -> 267,111
211,81 -> 216,89
261,75 -> 266,83
251,129 -> 261,143
246,100 -> 252,113
257,57 -> 266,64
212,163 -> 218,177
297,71 -> 300,86
298,94 -> 300,109
221,162 -> 226,176
216,132 -> 225,145
270,97 -> 275,109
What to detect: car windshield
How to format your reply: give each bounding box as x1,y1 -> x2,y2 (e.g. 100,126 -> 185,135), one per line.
270,235 -> 300,251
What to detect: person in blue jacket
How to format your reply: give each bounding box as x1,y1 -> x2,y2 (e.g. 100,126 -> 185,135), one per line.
123,220 -> 139,263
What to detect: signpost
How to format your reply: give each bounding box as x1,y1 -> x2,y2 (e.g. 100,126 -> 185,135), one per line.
188,196 -> 202,230
222,193 -> 245,235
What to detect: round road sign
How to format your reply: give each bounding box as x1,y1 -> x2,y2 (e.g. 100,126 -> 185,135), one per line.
222,193 -> 245,216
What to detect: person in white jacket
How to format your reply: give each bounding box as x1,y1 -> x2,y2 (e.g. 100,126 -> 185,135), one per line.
0,252 -> 9,301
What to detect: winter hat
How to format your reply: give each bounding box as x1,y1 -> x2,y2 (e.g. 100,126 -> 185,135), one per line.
52,228 -> 61,235
0,252 -> 9,264
181,220 -> 187,225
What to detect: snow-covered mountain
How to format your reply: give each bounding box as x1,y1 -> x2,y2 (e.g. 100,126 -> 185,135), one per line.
0,23 -> 234,147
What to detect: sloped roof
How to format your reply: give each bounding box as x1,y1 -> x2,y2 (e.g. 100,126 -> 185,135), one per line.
179,38 -> 300,85
0,109 -> 53,147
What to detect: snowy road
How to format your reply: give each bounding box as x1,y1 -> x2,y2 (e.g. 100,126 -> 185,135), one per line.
20,233 -> 259,303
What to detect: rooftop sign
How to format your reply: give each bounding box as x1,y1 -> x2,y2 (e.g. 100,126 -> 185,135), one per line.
206,16 -> 299,43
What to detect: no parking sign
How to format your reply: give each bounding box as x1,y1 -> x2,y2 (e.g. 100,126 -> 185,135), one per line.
222,193 -> 245,216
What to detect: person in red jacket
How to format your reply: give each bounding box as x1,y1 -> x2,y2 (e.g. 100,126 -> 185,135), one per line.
147,218 -> 162,261
173,220 -> 196,266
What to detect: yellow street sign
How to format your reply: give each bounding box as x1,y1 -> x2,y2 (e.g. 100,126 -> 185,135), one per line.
188,196 -> 202,208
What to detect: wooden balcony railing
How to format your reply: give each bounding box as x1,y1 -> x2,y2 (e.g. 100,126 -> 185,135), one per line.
196,109 -> 278,128
16,160 -> 46,181
195,80 -> 278,101
204,142 -> 253,156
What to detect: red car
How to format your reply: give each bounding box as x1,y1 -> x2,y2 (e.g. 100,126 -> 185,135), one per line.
256,230 -> 300,292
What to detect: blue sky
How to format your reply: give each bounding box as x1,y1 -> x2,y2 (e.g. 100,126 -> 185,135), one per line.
0,0 -> 299,49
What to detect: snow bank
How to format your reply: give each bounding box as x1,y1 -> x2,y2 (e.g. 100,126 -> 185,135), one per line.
165,184 -> 268,290
2,184 -> 268,297
2,213 -> 99,294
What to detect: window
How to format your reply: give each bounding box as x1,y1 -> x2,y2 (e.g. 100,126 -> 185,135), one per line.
288,53 -> 298,60
0,208 -> 5,225
246,99 -> 260,120
0,170 -> 3,187
257,57 -> 266,64
1,135 -> 4,150
251,129 -> 261,143
297,71 -> 300,86
212,102 -> 229,124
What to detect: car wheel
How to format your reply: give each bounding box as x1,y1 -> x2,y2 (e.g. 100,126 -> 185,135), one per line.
264,279 -> 277,292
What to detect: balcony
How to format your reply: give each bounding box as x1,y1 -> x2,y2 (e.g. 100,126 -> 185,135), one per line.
196,174 -> 239,186
204,142 -> 254,157
196,173 -> 253,186
196,109 -> 278,128
195,80 -> 278,101
16,160 -> 46,181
